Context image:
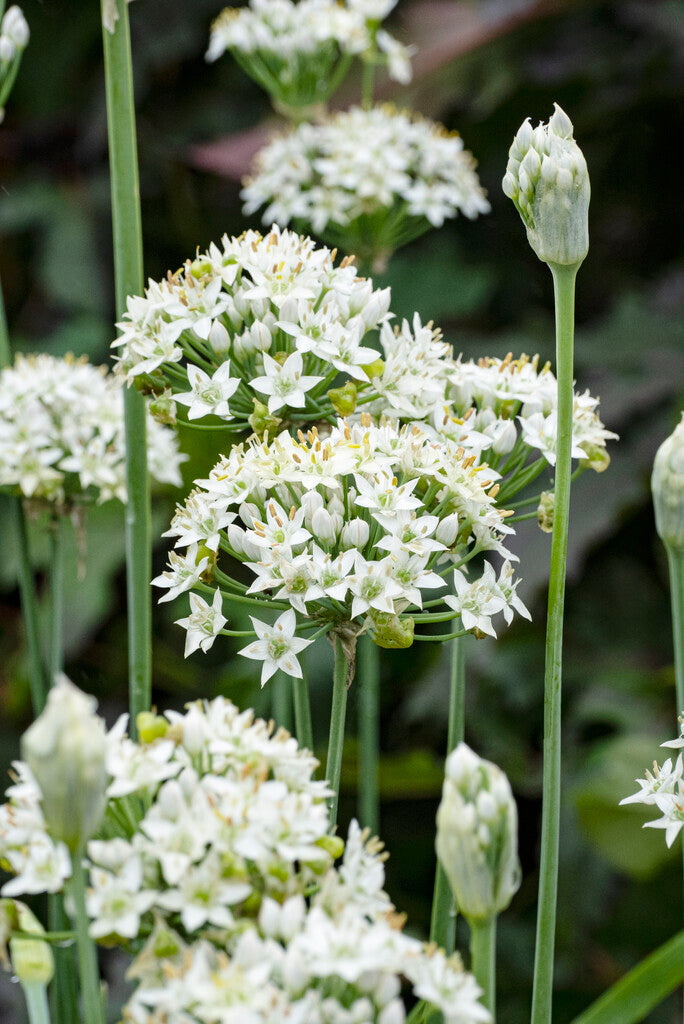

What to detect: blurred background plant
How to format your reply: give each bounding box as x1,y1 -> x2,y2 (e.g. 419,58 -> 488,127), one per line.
0,0 -> 682,1020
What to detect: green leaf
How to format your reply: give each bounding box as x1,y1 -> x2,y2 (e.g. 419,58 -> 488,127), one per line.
570,930 -> 684,1024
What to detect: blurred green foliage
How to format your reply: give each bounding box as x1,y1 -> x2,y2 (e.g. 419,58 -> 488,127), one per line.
1,0 -> 683,1020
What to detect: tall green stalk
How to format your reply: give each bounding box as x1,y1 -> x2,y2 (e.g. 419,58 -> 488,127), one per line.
272,671 -> 293,732
48,518 -> 64,685
68,850 -> 105,1024
530,262 -> 578,1024
470,917 -> 497,1017
101,0 -> 150,737
665,545 -> 684,921
430,635 -> 466,953
358,635 -> 380,834
21,983 -> 51,1024
326,637 -> 349,825
292,671 -> 314,752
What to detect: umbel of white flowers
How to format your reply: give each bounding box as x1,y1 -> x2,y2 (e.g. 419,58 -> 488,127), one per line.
652,413 -> 684,551
502,103 -> 590,268
436,743 -> 521,924
21,676 -> 107,853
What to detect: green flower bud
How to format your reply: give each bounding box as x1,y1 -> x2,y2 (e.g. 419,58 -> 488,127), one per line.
436,743 -> 520,923
328,381 -> 358,416
537,490 -> 554,533
652,414 -> 684,551
8,902 -> 54,985
503,104 -> 590,268
136,711 -> 168,744
22,676 -> 108,853
248,399 -> 282,440
369,612 -> 415,649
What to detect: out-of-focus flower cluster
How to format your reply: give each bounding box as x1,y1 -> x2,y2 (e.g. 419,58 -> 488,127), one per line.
155,415 -> 530,670
207,0 -> 412,112
0,353 -> 185,505
1,694 -> 491,1024
0,5 -> 28,121
112,226 -> 393,436
620,717 -> 684,848
242,106 -> 489,265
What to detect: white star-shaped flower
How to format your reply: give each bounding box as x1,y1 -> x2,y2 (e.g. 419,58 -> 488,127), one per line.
239,609 -> 313,685
249,351 -> 322,413
174,362 -> 241,421
175,589 -> 228,657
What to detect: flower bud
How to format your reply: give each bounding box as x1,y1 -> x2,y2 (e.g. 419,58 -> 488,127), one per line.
487,419 -> 517,455
8,902 -> 54,985
340,518 -> 370,550
435,512 -> 460,547
502,104 -> 590,268
652,414 -> 684,551
208,319 -> 231,354
250,320 -> 272,352
436,743 -> 520,923
537,490 -> 554,533
2,7 -> 29,49
21,676 -> 108,852
312,507 -> 338,545
248,399 -> 281,440
149,389 -> 177,426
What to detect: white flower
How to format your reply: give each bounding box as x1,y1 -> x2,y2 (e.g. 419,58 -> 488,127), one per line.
239,609 -> 313,684
102,0 -> 134,34
250,351 -> 323,413
644,787 -> 684,848
445,563 -> 507,637
175,590 -> 227,656
174,362 -> 241,420
152,543 -> 209,604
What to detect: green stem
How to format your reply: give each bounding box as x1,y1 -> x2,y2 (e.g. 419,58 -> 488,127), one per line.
358,634 -> 380,835
430,635 -> 466,953
68,850 -> 105,1024
21,983 -> 51,1024
101,0 -> 150,738
326,637 -> 349,826
530,262 -> 578,1024
292,672 -> 314,752
470,916 -> 497,1018
271,670 -> 293,732
47,893 -> 79,1024
665,544 -> 684,923
48,518 -> 64,687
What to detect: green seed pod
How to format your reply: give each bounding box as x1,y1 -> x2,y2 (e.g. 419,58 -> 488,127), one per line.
8,902 -> 54,985
328,381 -> 358,416
369,611 -> 415,649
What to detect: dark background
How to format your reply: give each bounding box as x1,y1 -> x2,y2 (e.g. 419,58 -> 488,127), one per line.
1,0 -> 683,1020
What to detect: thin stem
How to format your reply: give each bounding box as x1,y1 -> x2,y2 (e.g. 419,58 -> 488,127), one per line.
48,893 -> 79,1024
326,637 -> 349,826
430,635 -> 466,953
271,671 -> 293,732
530,262 -> 578,1024
292,670 -> 314,752
21,983 -> 51,1024
48,518 -> 64,687
665,544 -> 684,920
101,0 -> 150,737
68,850 -> 105,1024
358,635 -> 380,835
470,916 -> 497,1017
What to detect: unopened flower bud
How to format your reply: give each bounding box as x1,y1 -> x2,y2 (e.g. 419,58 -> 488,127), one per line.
250,320 -> 272,352
208,319 -> 231,354
311,507 -> 338,545
328,381 -> 358,416
436,743 -> 520,923
503,103 -> 590,268
369,611 -> 414,649
2,7 -> 29,49
340,518 -> 370,550
652,414 -> 684,551
0,36 -> 15,61
537,490 -> 554,533
300,489 -> 324,525
435,512 -> 460,547
21,677 -> 107,852
487,419 -> 517,455
8,903 -> 54,985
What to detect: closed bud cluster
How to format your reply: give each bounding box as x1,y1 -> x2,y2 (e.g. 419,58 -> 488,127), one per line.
502,104 -> 590,267
0,6 -> 29,122
436,743 -> 520,923
21,677 -> 108,853
651,413 -> 684,551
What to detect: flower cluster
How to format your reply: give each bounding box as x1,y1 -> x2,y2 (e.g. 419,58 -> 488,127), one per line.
112,226 -> 393,434
0,5 -> 29,121
207,0 -> 412,113
620,717 -> 684,848
242,106 -> 489,267
1,694 -> 491,1024
155,414 -> 529,673
0,353 -> 185,505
